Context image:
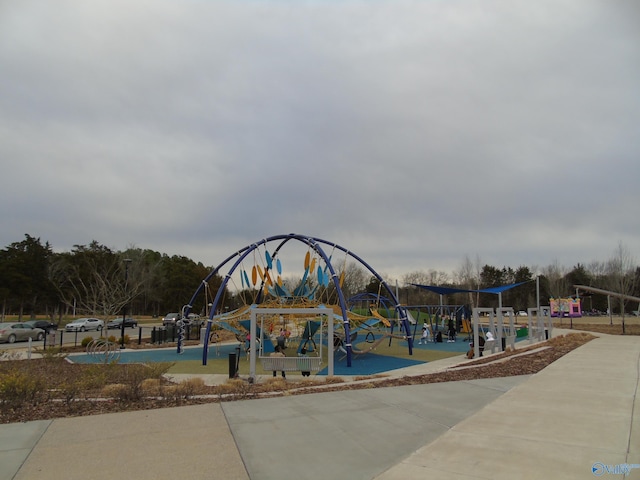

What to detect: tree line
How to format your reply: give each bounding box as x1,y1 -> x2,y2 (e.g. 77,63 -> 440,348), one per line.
0,235 -> 227,322
1,234 -> 638,323
393,246 -> 639,317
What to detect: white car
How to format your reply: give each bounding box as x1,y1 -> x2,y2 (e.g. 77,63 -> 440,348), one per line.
65,317 -> 104,332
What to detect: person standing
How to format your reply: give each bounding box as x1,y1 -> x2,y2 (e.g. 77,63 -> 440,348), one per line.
447,318 -> 456,343
270,345 -> 286,378
298,347 -> 311,377
277,329 -> 286,350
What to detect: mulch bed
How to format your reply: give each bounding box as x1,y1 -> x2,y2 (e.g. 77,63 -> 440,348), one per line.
0,331 -> 598,423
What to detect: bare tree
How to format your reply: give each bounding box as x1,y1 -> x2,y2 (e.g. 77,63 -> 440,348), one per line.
402,270 -> 431,287
427,269 -> 449,285
49,244 -> 147,329
541,260 -> 568,299
587,261 -> 607,283
340,262 -> 367,299
402,270 -> 442,305
606,242 -> 637,334
455,254 -> 482,309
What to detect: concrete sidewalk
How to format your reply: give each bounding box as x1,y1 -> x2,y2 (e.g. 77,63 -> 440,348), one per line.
376,334 -> 640,480
1,333 -> 638,480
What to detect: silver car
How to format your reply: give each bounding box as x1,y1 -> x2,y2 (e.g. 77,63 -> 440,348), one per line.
64,317 -> 104,332
0,322 -> 46,343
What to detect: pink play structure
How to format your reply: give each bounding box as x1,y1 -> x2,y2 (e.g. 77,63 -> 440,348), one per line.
550,297 -> 582,318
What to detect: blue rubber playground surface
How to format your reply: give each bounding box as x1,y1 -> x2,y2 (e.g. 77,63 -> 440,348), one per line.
318,352 -> 425,376
68,344 -> 240,365
67,336 -> 488,376
68,342 -> 431,376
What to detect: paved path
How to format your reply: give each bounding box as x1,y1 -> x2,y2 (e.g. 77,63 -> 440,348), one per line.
376,334 -> 640,479
1,332 -> 638,480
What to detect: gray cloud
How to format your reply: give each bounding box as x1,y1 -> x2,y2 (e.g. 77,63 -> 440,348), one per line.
1,0 -> 639,280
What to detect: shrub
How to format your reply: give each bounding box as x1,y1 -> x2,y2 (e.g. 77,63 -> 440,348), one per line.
107,335 -> 117,343
215,379 -> 252,398
324,376 -> 345,384
118,335 -> 131,345
174,378 -> 207,399
81,336 -> 94,347
0,371 -> 45,407
101,383 -> 128,399
141,378 -> 162,397
56,364 -> 112,403
112,363 -> 172,401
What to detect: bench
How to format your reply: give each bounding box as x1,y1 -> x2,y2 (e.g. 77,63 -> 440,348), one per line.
482,339 -> 496,355
260,356 -> 323,372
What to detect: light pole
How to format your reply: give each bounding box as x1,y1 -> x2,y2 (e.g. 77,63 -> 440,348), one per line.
121,259 -> 132,349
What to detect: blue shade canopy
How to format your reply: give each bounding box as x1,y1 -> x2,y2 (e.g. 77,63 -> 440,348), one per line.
410,284 -> 475,296
411,281 -> 529,295
479,282 -> 529,294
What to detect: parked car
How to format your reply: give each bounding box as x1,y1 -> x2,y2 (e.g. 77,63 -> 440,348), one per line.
65,317 -> 104,332
162,313 -> 182,327
0,322 -> 45,343
24,320 -> 58,333
187,313 -> 203,326
106,317 -> 138,329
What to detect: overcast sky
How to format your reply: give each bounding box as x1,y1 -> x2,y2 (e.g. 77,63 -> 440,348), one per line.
1,0 -> 639,283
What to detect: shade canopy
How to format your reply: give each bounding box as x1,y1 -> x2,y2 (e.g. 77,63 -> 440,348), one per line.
411,281 -> 529,296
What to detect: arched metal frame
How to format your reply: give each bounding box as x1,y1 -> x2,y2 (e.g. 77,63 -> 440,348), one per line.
184,233 -> 413,367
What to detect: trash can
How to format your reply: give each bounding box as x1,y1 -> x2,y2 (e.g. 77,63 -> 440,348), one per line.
228,353 -> 237,378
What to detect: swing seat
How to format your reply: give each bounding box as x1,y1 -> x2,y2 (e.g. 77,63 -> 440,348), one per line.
260,356 -> 322,372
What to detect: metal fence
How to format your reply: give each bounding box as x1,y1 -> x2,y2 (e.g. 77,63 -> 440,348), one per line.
38,324 -> 205,348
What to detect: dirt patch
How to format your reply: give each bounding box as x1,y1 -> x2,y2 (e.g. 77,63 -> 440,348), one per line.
564,323 -> 640,336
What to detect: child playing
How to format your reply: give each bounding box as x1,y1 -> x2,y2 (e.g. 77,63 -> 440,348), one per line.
419,324 -> 430,344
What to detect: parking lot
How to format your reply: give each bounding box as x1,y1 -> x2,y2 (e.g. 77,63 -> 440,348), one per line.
0,321 -> 205,353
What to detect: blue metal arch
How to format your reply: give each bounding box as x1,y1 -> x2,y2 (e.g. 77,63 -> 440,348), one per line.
189,233 -> 412,367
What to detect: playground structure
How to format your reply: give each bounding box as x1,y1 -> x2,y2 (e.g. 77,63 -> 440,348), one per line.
403,304 -> 468,336
184,234 -> 414,369
176,234 -> 563,376
85,339 -> 121,364
470,306 -> 552,358
247,307 -> 330,380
